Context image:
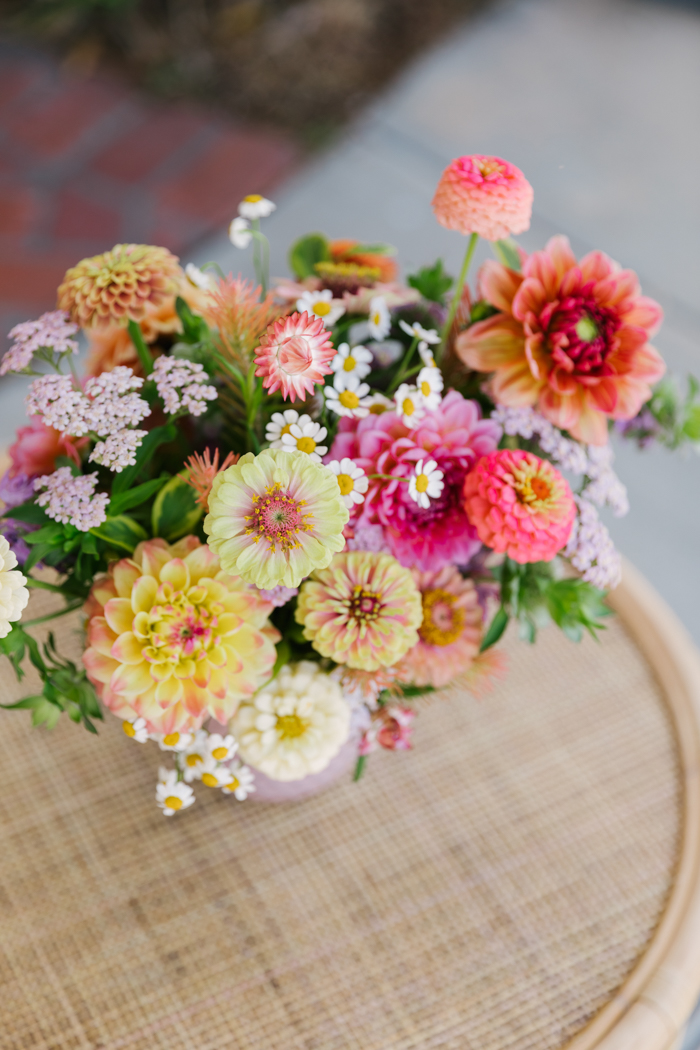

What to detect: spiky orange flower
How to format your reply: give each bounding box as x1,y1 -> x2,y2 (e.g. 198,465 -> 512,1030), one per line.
184,448 -> 238,509
57,244 -> 182,329
203,275 -> 281,369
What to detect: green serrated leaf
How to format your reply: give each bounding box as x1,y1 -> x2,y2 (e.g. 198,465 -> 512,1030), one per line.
90,514 -> 147,554
288,233 -> 331,279
492,238 -> 522,271
480,606 -> 509,651
151,474 -> 202,542
407,259 -> 453,304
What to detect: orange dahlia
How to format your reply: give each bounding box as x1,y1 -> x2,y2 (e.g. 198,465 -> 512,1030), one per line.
57,244 -> 182,330
254,311 -> 336,401
456,236 -> 665,444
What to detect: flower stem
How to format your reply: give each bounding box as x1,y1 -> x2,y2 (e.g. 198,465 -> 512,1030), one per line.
387,336 -> 419,394
439,232 -> 478,362
23,599 -> 84,628
353,754 -> 367,782
128,320 -> 154,376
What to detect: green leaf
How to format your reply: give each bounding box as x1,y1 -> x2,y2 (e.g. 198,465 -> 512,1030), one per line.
398,683 -> 436,698
346,243 -> 396,256
111,423 -> 176,494
545,578 -> 611,641
174,296 -> 210,343
127,319 -> 154,375
1,695 -> 62,729
288,233 -> 331,279
151,474 -> 203,542
4,500 -> 49,525
480,606 -> 509,651
90,514 -> 148,553
407,259 -> 453,304
470,300 -> 500,323
109,474 -> 170,516
271,639 -> 291,680
492,238 -> 522,271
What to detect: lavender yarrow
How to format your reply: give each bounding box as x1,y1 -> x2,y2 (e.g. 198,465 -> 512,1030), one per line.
34,468 -> 109,531
2,311 -> 79,376
564,498 -> 622,590
0,471 -> 37,509
257,585 -> 298,607
153,357 -> 217,417
26,367 -> 149,439
345,523 -> 391,554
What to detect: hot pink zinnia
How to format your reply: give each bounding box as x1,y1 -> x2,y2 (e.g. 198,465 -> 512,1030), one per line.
432,155 -> 533,241
463,449 -> 576,563
327,390 -> 501,571
254,310 -> 335,401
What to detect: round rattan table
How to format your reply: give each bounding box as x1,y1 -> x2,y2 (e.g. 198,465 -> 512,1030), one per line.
1,559 -> 700,1050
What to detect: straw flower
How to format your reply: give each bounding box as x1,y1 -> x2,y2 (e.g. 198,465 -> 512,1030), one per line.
394,384 -> 425,429
229,217 -> 252,248
432,155 -> 533,240
254,311 -> 336,401
408,459 -> 444,509
221,763 -> 256,799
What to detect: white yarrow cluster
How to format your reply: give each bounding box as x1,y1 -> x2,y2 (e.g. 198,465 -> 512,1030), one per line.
2,311 -> 79,375
34,467 -> 109,531
0,536 -> 29,638
153,356 -> 217,416
90,429 -> 149,472
565,498 -> 622,590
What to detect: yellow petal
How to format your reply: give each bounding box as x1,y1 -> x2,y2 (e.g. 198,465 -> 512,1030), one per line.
131,576 -> 158,614
160,558 -> 190,592
113,560 -> 140,599
104,598 -> 134,635
111,631 -> 144,665
155,678 -> 184,706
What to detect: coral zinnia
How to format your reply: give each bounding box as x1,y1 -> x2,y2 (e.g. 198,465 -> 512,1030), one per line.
463,449 -> 576,563
295,551 -> 422,671
83,536 -> 279,734
456,236 -> 665,444
57,244 -> 182,330
395,566 -> 483,689
432,155 -> 533,241
327,390 -> 501,572
204,448 -> 348,589
254,311 -> 335,401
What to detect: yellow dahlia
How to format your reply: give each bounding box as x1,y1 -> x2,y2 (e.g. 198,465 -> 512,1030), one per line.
295,551 -> 422,671
57,244 -> 182,330
204,448 -> 349,590
83,536 -> 279,734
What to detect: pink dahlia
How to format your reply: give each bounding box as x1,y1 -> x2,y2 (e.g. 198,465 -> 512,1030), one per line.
395,566 -> 483,689
456,236 -> 665,445
254,311 -> 335,401
432,155 -> 533,241
463,449 -> 576,563
327,390 -> 501,571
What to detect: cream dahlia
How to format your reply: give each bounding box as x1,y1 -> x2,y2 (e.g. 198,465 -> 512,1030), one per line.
432,156 -> 533,241
231,661 -> 351,781
456,236 -> 665,444
295,551 -> 422,671
57,244 -> 182,330
463,449 -> 576,563
83,536 -> 279,734
204,449 -> 348,589
0,536 -> 29,638
254,311 -> 336,401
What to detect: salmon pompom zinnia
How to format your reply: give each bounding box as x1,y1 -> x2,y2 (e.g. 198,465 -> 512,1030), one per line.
432,155 -> 533,241
82,536 -> 279,734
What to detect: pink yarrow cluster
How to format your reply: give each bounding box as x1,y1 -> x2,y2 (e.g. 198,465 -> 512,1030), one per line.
34,467 -> 109,531
431,155 -> 533,241
152,357 -> 217,416
2,311 -> 79,376
565,497 -> 622,590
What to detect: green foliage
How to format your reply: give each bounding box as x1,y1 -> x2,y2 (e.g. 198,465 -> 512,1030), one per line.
108,475 -> 170,516
151,474 -> 203,542
288,233 -> 331,279
407,259 -> 453,304
111,423 -> 177,494
621,376 -> 700,451
480,606 -> 509,651
348,243 -> 396,256
492,238 -> 522,271
470,300 -> 499,324
544,579 -> 612,642
90,514 -> 148,554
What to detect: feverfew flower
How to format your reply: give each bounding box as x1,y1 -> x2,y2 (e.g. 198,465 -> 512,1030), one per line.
409,459 -> 444,509
156,768 -> 195,816
265,410 -> 309,448
417,366 -> 443,410
418,340 -> 437,368
296,288 -> 345,328
199,756 -> 235,788
207,733 -> 238,762
0,536 -> 29,639
182,732 -> 209,782
122,717 -> 149,743
221,763 -> 255,800
281,419 -> 328,462
2,311 -> 79,375
399,320 -> 440,344
34,468 -> 109,531
365,392 -> 394,415
90,429 -> 148,472
368,296 -> 391,340
185,262 -> 215,291
157,731 -> 195,753
331,342 -> 373,390
229,217 -> 252,249
153,356 -> 217,417
325,376 -> 372,418
238,194 -> 276,220
394,384 -> 425,429
326,458 -> 369,508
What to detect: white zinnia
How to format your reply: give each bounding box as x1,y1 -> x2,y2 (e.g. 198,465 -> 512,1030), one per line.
156,768 -> 195,816
417,366 -> 443,410
368,295 -> 391,339
331,342 -> 373,390
238,194 -> 276,219
265,409 -> 309,448
229,216 -> 252,249
325,376 -> 372,418
394,383 -> 425,429
296,289 -> 345,328
280,419 -> 328,463
399,320 -> 440,344
231,661 -> 351,781
0,537 -> 28,638
326,458 -> 369,508
408,459 -> 444,509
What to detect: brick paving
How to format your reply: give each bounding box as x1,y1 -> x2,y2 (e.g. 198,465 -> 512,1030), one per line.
0,40 -> 299,341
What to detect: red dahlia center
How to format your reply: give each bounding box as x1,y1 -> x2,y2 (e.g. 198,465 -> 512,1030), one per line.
547,295 -> 619,377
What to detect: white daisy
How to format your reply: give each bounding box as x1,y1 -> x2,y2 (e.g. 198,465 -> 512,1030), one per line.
265,409 -> 310,448
184,263 -> 215,291
221,763 -> 256,800
182,737 -> 208,782
199,757 -> 235,788
207,733 -> 239,762
368,295 -> 391,340
394,384 -> 426,429
325,376 -> 372,418
365,392 -> 395,416
157,731 -> 194,753
156,769 -> 195,816
229,216 -> 252,249
238,194 -> 276,220
331,342 -> 373,390
296,288 -> 346,328
408,459 -> 444,509
326,458 -> 369,508
281,419 -> 328,463
417,366 -> 443,410
399,320 -> 440,344
418,340 -> 437,368
122,717 -> 149,744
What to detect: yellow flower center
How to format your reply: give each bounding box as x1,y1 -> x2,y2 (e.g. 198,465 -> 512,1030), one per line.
296,436 -> 317,454
243,194 -> 263,202
227,776 -> 240,790
402,397 -> 415,416
313,300 -> 331,316
245,482 -> 313,552
415,473 -> 429,493
342,355 -> 357,372
513,466 -> 556,508
276,713 -> 309,739
163,732 -> 180,746
202,772 -> 219,787
372,312 -> 381,326
477,159 -> 504,178
420,380 -> 431,397
165,796 -> 183,810
420,589 -> 465,646
122,720 -> 136,737
280,423 -> 293,437
337,474 -> 354,495
339,390 -> 360,409
186,753 -> 202,767
211,746 -> 228,760
369,402 -> 388,415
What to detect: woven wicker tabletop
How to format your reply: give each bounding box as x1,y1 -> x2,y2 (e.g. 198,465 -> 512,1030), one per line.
1,565 -> 699,1050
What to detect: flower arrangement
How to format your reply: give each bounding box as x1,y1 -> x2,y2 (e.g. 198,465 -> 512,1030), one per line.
1,160 -> 697,815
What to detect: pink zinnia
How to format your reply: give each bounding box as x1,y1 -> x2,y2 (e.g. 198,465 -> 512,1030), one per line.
254,311 -> 335,401
463,449 -> 576,563
432,155 -> 533,241
327,390 -> 501,572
